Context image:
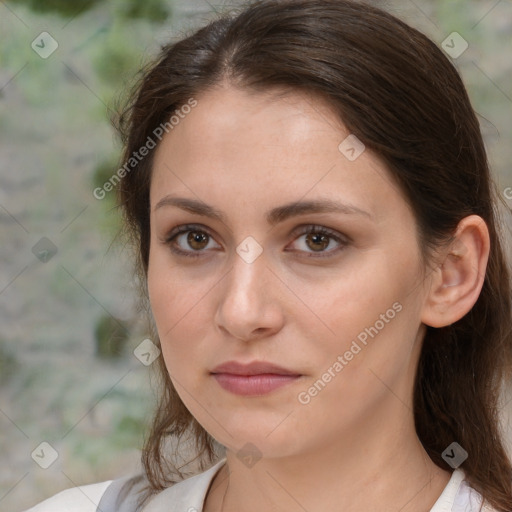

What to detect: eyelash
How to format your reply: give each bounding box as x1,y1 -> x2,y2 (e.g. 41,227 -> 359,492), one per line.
163,223 -> 348,259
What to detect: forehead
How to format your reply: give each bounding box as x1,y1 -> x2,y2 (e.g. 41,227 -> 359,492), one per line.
150,84 -> 403,224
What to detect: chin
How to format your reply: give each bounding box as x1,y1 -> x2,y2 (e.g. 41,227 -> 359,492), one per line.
208,415 -> 306,458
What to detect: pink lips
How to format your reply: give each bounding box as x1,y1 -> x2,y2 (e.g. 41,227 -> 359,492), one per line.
210,361 -> 302,396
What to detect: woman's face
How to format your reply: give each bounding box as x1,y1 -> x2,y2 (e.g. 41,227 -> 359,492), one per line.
148,84 -> 432,459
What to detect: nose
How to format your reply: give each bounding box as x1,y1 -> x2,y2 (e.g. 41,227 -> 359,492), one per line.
214,247 -> 285,342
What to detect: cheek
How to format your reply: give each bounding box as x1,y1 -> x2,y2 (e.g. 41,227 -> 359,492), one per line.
147,248 -> 192,327
147,257 -> 210,375
297,258 -> 396,330
147,255 -> 184,354
302,254 -> 422,365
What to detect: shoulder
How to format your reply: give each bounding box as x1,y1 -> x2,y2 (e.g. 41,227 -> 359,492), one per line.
142,458 -> 227,512
455,476 -> 502,512
24,458 -> 227,512
24,481 -> 113,512
431,468 -> 501,512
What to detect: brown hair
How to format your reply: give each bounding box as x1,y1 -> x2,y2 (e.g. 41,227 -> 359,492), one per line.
114,0 -> 512,509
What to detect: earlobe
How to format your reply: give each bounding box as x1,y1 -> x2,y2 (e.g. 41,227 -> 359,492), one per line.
421,215 -> 490,328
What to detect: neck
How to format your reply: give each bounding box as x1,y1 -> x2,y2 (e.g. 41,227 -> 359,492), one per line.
204,415 -> 451,512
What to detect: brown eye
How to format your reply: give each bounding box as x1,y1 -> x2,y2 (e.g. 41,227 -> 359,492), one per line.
164,224 -> 221,258
305,232 -> 330,252
287,225 -> 348,258
187,231 -> 209,251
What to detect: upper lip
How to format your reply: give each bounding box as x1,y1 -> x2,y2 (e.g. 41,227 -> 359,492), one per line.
211,360 -> 301,376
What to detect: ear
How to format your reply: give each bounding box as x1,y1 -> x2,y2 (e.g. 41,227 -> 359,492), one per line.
421,215 -> 490,328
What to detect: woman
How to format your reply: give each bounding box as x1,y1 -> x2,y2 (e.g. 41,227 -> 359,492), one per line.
26,0 -> 512,511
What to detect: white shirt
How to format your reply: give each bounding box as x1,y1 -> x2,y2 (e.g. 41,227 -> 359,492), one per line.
24,458 -> 498,512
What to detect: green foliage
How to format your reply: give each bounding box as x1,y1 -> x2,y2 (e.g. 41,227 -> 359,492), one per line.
90,18 -> 145,88
8,0 -> 102,17
435,0 -> 473,33
120,0 -> 170,22
69,386 -> 150,468
0,339 -> 18,383
93,43 -> 140,87
7,0 -> 169,28
113,415 -> 146,449
94,314 -> 131,359
92,157 -> 122,191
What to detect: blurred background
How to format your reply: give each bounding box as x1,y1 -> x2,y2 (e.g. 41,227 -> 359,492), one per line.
0,0 -> 511,510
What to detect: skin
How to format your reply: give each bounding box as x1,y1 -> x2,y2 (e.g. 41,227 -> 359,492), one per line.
147,83 -> 490,512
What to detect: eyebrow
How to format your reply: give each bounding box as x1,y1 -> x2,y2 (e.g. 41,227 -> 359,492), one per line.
154,196 -> 372,225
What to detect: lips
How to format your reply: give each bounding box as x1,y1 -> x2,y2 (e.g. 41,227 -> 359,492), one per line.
211,360 -> 301,376
210,360 -> 302,396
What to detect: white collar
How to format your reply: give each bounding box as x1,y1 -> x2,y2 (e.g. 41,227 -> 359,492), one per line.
142,461 -> 487,512
142,458 -> 227,511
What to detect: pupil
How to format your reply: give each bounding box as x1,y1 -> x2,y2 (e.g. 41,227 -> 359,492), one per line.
308,233 -> 328,251
188,231 -> 207,249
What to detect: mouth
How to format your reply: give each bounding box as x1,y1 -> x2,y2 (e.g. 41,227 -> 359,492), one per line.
210,360 -> 302,396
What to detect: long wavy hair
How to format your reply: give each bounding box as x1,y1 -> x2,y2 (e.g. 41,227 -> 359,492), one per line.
114,1 -> 512,510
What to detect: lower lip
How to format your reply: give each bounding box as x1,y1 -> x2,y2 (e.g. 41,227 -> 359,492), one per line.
212,373 -> 301,396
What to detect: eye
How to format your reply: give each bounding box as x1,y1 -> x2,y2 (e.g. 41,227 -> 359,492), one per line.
163,223 -> 348,259
286,225 -> 348,258
164,224 -> 220,258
